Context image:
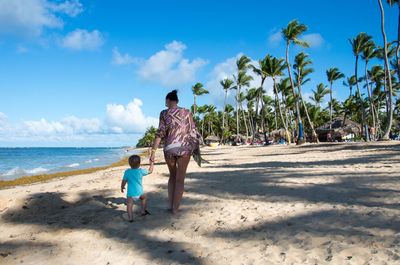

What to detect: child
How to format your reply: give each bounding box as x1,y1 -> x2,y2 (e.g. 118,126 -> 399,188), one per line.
121,155 -> 154,222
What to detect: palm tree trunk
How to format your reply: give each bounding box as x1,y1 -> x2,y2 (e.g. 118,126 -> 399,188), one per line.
260,98 -> 268,143
299,85 -> 319,143
241,103 -> 249,142
236,86 -> 240,139
223,90 -> 227,129
396,3 -> 400,80
355,55 -> 370,141
285,42 -> 303,144
273,78 -> 291,144
378,0 -> 394,140
365,61 -> 377,140
329,82 -> 333,130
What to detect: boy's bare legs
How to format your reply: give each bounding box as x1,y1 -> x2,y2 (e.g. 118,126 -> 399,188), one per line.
139,195 -> 148,215
172,155 -> 190,214
165,155 -> 177,210
127,197 -> 134,222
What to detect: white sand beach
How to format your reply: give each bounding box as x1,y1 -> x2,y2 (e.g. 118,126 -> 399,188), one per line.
1,142 -> 400,265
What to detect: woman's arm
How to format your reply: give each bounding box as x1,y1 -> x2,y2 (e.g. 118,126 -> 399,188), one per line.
150,137 -> 161,163
150,111 -> 166,163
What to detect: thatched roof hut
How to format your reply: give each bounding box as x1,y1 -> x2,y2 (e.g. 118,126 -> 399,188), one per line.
316,118 -> 361,142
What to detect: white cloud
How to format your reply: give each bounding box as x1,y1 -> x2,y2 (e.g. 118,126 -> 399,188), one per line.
48,0 -> 83,17
0,0 -> 82,38
268,30 -> 283,47
60,29 -> 104,51
301,33 -> 324,48
16,44 -> 28,54
0,98 -> 157,145
22,116 -> 102,136
112,47 -> 142,65
206,54 -> 274,109
106,98 -> 158,134
137,40 -> 207,87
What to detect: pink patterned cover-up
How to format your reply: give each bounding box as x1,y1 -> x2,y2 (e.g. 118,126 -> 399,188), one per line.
156,107 -> 199,158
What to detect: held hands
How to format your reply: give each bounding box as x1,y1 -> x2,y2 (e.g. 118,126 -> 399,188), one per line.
149,151 -> 155,163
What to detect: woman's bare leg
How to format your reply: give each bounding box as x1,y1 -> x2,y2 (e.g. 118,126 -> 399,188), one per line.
172,155 -> 191,214
164,155 -> 177,210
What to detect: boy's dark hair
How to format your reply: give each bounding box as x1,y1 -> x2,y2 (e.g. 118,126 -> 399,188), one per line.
166,90 -> 179,102
128,155 -> 141,168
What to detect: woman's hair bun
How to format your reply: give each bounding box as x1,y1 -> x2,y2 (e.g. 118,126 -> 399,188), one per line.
166,90 -> 179,102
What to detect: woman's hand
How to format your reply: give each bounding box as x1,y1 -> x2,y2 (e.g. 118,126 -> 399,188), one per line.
149,151 -> 155,163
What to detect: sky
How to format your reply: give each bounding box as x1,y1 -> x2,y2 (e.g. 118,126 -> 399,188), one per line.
0,0 -> 397,147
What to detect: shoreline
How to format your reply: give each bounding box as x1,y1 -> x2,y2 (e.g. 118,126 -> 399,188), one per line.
0,148 -> 148,189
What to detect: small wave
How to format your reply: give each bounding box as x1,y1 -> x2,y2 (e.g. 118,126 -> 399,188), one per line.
67,163 -> 80,168
26,167 -> 49,174
1,167 -> 24,176
1,167 -> 49,177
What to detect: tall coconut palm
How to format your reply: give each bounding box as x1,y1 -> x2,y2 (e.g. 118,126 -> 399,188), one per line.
350,32 -> 373,141
277,77 -> 292,131
343,75 -> 358,97
387,0 -> 400,78
282,20 -> 309,144
362,41 -> 379,138
369,65 -> 386,134
233,55 -> 252,139
238,91 -> 250,140
326,68 -> 345,130
192,83 -> 209,116
220,78 -> 234,130
310,83 -> 330,108
251,57 -> 271,142
378,0 -> 395,140
265,55 -> 291,143
294,52 -> 319,142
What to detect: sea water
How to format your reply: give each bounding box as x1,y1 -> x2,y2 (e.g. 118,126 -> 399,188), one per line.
0,147 -> 139,181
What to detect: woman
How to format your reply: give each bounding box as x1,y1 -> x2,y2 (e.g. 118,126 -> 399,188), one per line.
150,90 -> 198,214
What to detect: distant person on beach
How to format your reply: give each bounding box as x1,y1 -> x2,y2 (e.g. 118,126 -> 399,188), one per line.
120,155 -> 153,222
150,90 -> 200,214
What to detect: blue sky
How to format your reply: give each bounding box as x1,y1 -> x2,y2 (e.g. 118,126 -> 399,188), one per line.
0,0 -> 397,147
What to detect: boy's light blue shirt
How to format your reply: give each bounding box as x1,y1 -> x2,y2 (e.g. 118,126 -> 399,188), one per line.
123,168 -> 149,197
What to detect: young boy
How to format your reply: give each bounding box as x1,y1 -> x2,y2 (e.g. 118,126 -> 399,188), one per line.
121,155 -> 154,222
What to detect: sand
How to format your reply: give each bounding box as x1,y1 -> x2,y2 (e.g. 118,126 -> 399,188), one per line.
0,142 -> 400,265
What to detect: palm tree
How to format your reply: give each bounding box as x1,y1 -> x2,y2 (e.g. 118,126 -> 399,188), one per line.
294,52 -> 319,142
233,56 -> 252,139
197,105 -> 208,138
191,83 -> 209,116
343,75 -> 358,97
378,0 -> 395,140
220,78 -> 234,130
387,0 -> 400,78
238,91 -> 250,140
251,57 -> 271,142
362,41 -> 379,138
369,65 -> 386,135
233,55 -> 252,140
326,68 -> 345,130
350,32 -> 373,141
310,83 -> 330,108
265,55 -> 291,143
282,20 -> 309,144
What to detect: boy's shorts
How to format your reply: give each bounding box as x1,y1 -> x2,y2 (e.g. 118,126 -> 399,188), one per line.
127,195 -> 142,201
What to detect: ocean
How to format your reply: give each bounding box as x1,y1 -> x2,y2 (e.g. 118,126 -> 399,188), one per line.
0,147 -> 139,181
